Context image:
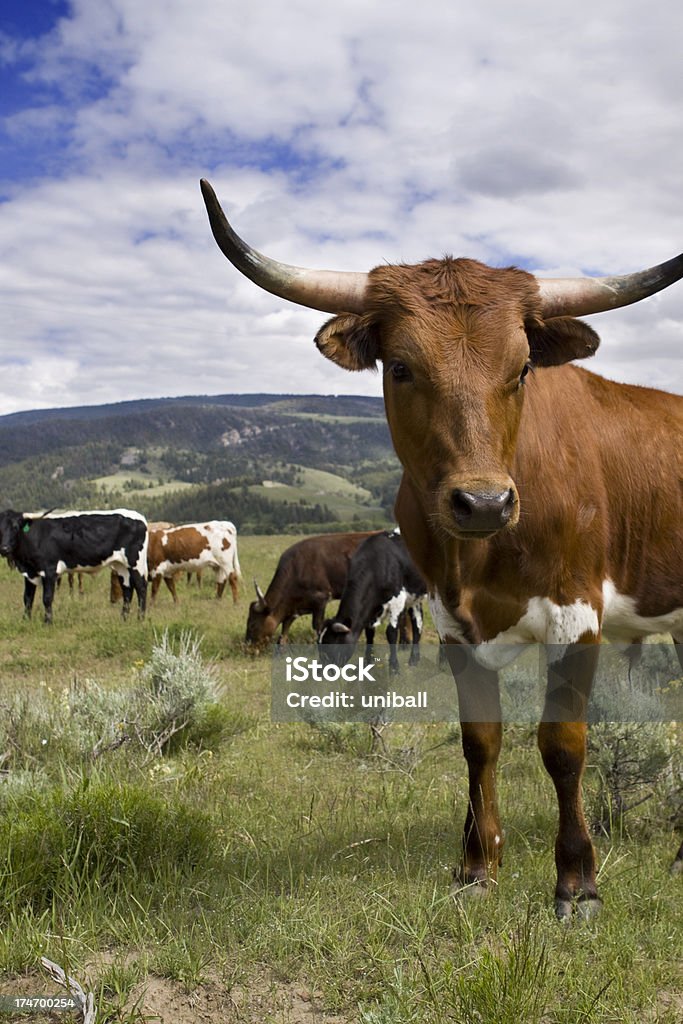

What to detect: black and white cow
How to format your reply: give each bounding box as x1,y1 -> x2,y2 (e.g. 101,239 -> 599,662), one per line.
0,509 -> 148,624
319,529 -> 427,672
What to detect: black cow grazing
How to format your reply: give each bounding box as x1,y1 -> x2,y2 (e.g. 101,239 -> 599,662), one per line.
0,509 -> 148,624
319,529 -> 427,672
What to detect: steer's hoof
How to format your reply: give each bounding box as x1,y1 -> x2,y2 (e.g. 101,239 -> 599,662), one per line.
555,899 -> 572,922
450,876 -> 494,901
670,857 -> 682,877
576,897 -> 602,921
555,896 -> 602,922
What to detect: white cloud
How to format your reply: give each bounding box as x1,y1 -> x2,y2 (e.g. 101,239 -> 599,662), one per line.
0,0 -> 682,416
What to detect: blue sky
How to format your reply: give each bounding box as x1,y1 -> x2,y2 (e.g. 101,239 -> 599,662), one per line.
0,0 -> 682,414
1,2 -> 69,181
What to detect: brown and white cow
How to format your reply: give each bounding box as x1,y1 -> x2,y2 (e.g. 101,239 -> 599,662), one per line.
148,520 -> 241,604
200,179 -> 683,918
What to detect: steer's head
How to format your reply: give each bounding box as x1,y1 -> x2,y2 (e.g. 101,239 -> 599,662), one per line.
200,178 -> 683,540
314,260 -> 600,539
245,581 -> 278,646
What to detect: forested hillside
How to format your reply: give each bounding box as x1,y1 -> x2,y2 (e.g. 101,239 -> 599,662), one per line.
0,393 -> 401,533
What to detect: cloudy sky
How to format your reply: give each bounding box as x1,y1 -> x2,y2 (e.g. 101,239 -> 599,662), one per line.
0,0 -> 682,415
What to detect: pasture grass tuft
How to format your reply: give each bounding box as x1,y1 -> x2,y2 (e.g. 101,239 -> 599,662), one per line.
0,776 -> 215,913
0,629 -> 250,769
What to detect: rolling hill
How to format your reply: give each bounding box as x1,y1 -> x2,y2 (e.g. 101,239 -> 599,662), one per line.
0,393 -> 401,533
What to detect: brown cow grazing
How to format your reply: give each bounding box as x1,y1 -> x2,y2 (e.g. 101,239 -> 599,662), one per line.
201,178 -> 683,918
247,531 -> 377,646
148,521 -> 241,604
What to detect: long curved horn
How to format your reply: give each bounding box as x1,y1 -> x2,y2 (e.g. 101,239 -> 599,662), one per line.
201,179 -> 683,320
538,254 -> 683,318
253,579 -> 266,603
200,179 -> 369,314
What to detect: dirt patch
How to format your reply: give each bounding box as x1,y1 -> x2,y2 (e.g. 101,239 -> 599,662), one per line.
650,988 -> 683,1022
137,974 -> 352,1023
0,969 -> 354,1024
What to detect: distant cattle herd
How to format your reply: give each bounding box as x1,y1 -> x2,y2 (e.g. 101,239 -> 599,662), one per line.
0,509 -> 245,623
0,509 -> 423,660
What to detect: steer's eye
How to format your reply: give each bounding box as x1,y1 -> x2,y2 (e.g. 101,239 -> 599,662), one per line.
519,362 -> 533,386
387,360 -> 413,383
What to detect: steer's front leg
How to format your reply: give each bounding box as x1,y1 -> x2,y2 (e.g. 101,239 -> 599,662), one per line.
446,647 -> 504,893
23,578 -> 37,619
538,638 -> 601,920
41,574 -> 57,625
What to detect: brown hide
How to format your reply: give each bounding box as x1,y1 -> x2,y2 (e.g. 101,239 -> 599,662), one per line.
147,526 -> 210,571
147,524 -> 240,604
315,260 -> 682,632
246,531 -> 378,644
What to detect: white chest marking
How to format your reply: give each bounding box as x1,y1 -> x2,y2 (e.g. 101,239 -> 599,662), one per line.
430,591 -> 600,669
429,592 -> 467,642
431,579 -> 683,665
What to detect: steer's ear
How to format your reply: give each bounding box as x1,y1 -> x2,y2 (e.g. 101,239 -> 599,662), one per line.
314,314 -> 380,371
525,317 -> 600,367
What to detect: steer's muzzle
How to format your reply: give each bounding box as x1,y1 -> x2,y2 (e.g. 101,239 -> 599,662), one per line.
451,488 -> 516,535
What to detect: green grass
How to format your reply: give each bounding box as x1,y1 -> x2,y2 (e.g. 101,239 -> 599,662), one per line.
91,471 -> 194,499
0,541 -> 681,1023
248,465 -> 386,521
91,462 -> 390,526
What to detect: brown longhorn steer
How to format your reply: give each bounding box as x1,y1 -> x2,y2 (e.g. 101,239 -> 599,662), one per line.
200,179 -> 683,919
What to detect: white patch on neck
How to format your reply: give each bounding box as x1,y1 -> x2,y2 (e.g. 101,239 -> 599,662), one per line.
428,592 -> 468,642
429,591 -> 600,668
431,580 -> 683,667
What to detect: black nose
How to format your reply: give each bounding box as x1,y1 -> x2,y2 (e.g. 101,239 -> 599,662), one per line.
451,488 -> 515,533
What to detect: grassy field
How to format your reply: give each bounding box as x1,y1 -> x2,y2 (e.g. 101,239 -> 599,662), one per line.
91,464 -> 388,524
0,537 -> 681,1023
91,472 -> 195,501
250,467 -> 385,522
